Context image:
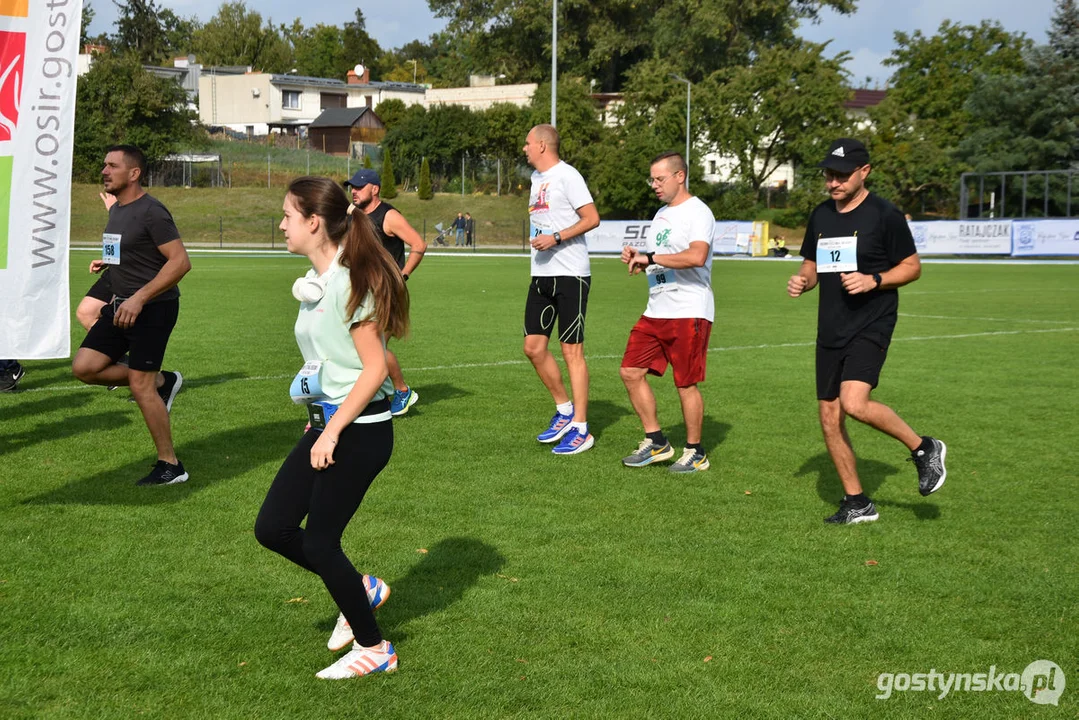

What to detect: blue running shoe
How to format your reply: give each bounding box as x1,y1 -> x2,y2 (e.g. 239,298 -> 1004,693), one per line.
327,575 -> 392,651
552,427 -> 594,455
537,411 -> 574,443
390,387 -> 418,416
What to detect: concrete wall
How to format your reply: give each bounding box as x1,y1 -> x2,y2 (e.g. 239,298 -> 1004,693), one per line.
199,74 -> 273,127
424,83 -> 537,111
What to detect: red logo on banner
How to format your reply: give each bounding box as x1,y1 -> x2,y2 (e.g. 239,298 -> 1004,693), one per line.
0,31 -> 25,142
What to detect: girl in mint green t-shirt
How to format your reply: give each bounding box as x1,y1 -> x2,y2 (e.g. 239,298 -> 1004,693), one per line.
255,176 -> 410,680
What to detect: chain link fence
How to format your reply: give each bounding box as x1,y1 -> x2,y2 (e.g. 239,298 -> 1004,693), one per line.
145,137 -> 533,198
158,215 -> 535,249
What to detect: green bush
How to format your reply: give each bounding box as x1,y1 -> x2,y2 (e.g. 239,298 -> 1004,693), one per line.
700,182 -> 758,221
773,177 -> 828,227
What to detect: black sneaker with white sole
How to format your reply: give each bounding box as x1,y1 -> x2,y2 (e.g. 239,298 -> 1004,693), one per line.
136,460 -> 189,486
0,362 -> 25,392
910,436 -> 947,496
825,497 -> 879,524
157,371 -> 183,413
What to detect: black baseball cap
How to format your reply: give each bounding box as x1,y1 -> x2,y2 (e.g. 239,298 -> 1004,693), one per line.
819,138 -> 870,173
344,169 -> 381,188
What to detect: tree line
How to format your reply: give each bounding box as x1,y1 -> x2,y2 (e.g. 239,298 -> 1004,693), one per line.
76,0 -> 1079,222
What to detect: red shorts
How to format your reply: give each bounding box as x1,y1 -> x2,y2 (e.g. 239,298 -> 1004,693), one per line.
621,316 -> 712,387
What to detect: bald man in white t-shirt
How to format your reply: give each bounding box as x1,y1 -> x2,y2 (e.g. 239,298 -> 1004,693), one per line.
620,151 -> 716,473
522,124 -> 601,456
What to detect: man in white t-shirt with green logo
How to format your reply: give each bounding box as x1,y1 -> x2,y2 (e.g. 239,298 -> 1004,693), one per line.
620,151 -> 716,473
522,124 -> 601,455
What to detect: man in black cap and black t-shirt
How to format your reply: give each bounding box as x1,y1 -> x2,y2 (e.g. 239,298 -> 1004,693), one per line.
72,145 -> 192,486
345,169 -> 427,416
787,138 -> 947,524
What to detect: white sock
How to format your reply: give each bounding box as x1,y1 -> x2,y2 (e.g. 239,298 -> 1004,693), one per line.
556,401 -> 574,416
570,421 -> 588,435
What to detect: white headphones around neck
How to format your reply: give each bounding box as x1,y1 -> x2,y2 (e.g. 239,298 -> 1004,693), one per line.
292,275 -> 327,303
292,249 -> 345,303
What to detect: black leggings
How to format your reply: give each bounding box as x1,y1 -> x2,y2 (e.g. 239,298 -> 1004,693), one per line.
255,420 -> 393,647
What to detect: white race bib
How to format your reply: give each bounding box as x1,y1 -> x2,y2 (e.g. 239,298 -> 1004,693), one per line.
529,216 -> 552,238
102,233 -> 121,265
816,235 -> 858,273
289,361 -> 325,404
646,264 -> 677,292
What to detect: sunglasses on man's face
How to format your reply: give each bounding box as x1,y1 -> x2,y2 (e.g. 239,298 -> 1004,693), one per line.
822,166 -> 865,183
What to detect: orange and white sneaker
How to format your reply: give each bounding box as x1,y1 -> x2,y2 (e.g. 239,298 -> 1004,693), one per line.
316,640 -> 398,679
327,575 -> 391,651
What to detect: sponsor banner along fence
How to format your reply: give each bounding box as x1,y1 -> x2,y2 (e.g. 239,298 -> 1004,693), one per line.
0,0 -> 80,359
909,220 -> 1013,255
584,220 -> 756,255
588,218 -> 1078,258
1011,219 -> 1079,257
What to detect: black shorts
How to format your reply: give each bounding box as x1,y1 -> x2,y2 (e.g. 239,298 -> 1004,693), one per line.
816,336 -> 889,400
523,276 -> 590,344
85,272 -> 113,303
80,298 -> 179,372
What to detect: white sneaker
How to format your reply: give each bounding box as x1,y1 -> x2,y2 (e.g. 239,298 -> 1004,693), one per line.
327,575 -> 391,651
316,640 -> 398,679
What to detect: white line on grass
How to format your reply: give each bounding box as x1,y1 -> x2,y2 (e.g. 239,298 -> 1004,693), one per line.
899,313 -> 1072,324
905,287 -> 1079,295
71,247 -> 1079,265
19,327 -> 1077,394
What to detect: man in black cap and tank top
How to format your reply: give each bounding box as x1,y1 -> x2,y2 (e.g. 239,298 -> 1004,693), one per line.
345,169 -> 427,416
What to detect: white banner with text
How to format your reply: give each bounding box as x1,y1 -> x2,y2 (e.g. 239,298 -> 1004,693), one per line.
908,220 -> 1013,255
0,0 -> 81,359
584,220 -> 754,255
1011,219 -> 1079,257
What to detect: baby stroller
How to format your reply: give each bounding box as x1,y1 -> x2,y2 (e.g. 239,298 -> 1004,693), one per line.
433,222 -> 448,246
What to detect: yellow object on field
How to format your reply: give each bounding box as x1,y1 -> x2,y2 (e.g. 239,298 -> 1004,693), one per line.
751,221 -> 770,257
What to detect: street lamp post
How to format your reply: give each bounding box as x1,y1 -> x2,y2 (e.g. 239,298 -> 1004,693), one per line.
551,0 -> 558,126
408,59 -> 418,84
670,73 -> 691,190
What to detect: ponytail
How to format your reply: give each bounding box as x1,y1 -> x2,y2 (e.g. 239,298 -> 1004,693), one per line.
341,210 -> 411,339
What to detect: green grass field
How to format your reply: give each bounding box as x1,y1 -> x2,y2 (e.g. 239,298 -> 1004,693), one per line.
1,253 -> 1076,718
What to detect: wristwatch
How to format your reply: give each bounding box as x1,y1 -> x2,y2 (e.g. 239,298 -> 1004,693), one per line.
872,273 -> 882,288
553,231 -> 562,245
403,273 -> 409,282
645,252 -> 655,266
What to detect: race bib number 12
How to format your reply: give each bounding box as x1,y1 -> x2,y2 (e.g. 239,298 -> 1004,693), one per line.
816,235 -> 858,273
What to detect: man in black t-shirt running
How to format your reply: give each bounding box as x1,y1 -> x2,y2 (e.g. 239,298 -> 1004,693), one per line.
345,169 -> 427,416
72,145 -> 192,486
787,138 -> 946,525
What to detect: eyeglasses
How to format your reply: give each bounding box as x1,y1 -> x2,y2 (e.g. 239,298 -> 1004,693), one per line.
646,172 -> 684,187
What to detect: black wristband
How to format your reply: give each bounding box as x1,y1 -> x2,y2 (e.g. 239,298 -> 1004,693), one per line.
403,273 -> 409,282
645,252 -> 655,266
872,272 -> 882,288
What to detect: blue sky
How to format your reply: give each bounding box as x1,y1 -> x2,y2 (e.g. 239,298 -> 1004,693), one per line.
797,0 -> 1057,86
88,0 -> 1057,87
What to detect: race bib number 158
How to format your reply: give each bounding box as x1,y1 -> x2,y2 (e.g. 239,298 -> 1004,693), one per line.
102,233 -> 121,265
